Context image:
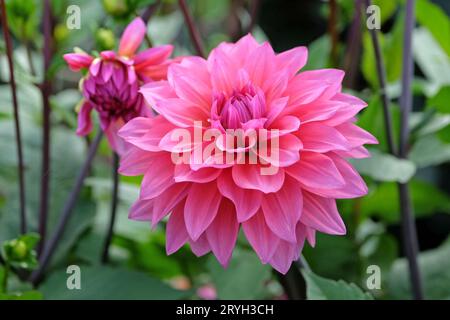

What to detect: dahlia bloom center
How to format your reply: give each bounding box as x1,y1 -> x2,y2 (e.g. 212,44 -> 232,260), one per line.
212,84 -> 266,130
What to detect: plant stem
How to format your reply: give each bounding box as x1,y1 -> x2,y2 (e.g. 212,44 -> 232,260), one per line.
101,153 -> 120,264
139,0 -> 160,47
275,266 -> 306,300
246,0 -> 261,35
398,0 -> 423,300
25,41 -> 36,77
30,132 -> 103,285
343,0 -> 363,89
178,0 -> 205,58
37,0 -> 54,255
327,0 -> 339,66
0,0 -> 27,235
365,0 -> 423,300
365,0 -> 397,155
141,0 -> 160,23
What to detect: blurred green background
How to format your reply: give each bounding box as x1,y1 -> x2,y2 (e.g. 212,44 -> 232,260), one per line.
0,0 -> 449,300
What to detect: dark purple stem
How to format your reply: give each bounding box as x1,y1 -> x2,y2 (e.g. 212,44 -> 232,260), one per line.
141,0 -> 160,23
37,0 -> 53,255
365,0 -> 397,155
178,0 -> 206,58
0,0 -> 27,234
30,132 -> 103,285
398,0 -> 423,300
343,0 -> 363,89
101,153 -> 120,264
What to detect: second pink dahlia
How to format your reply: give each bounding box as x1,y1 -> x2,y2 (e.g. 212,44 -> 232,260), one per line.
118,34 -> 377,273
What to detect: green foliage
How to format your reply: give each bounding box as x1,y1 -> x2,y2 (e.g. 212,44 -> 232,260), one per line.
302,269 -> 373,300
39,265 -> 187,300
360,180 -> 450,223
388,237 -> 450,299
350,149 -> 416,183
416,0 -> 450,56
207,249 -> 272,299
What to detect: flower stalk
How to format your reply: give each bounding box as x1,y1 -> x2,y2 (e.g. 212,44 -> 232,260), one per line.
398,0 -> 423,300
31,132 -> 103,285
178,0 -> 205,58
37,0 -> 54,255
366,0 -> 423,299
0,0 -> 27,234
101,153 -> 120,264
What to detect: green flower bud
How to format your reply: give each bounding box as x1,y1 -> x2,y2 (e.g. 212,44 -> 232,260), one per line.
96,28 -> 116,51
10,239 -> 27,260
102,0 -> 129,18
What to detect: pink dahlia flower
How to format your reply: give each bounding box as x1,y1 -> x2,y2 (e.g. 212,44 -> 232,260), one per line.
63,17 -> 174,153
118,34 -> 377,273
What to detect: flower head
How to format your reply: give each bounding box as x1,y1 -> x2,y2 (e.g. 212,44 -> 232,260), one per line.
118,34 -> 377,273
64,17 -> 174,153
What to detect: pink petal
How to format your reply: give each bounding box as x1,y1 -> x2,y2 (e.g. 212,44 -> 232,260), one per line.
152,182 -> 189,227
174,164 -> 222,183
184,181 -> 222,241
189,234 -> 211,257
119,147 -> 155,176
152,98 -> 209,128
276,46 -> 308,78
286,152 -> 345,189
243,42 -> 275,88
297,123 -> 351,152
269,240 -> 297,274
104,119 -> 128,155
300,192 -> 346,235
134,45 -> 174,69
129,198 -> 153,221
206,198 -> 239,266
167,57 -> 211,113
261,177 -> 302,243
166,199 -> 189,254
64,53 -> 93,71
232,164 -> 285,194
119,116 -> 174,151
335,122 -> 378,148
118,17 -> 146,57
208,46 -> 239,96
140,153 -> 175,199
76,102 -> 93,136
217,170 -> 262,222
242,209 -> 280,263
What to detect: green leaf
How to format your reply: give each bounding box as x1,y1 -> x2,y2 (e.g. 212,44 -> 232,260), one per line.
360,180 -> 450,223
39,266 -> 187,300
357,97 -> 401,153
427,86 -> 450,114
302,269 -> 373,300
416,0 -> 450,56
409,135 -> 450,168
413,28 -> 450,96
350,149 -> 416,183
207,249 -> 271,299
0,290 -> 43,300
303,233 -> 359,282
303,35 -> 331,71
388,237 -> 450,299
